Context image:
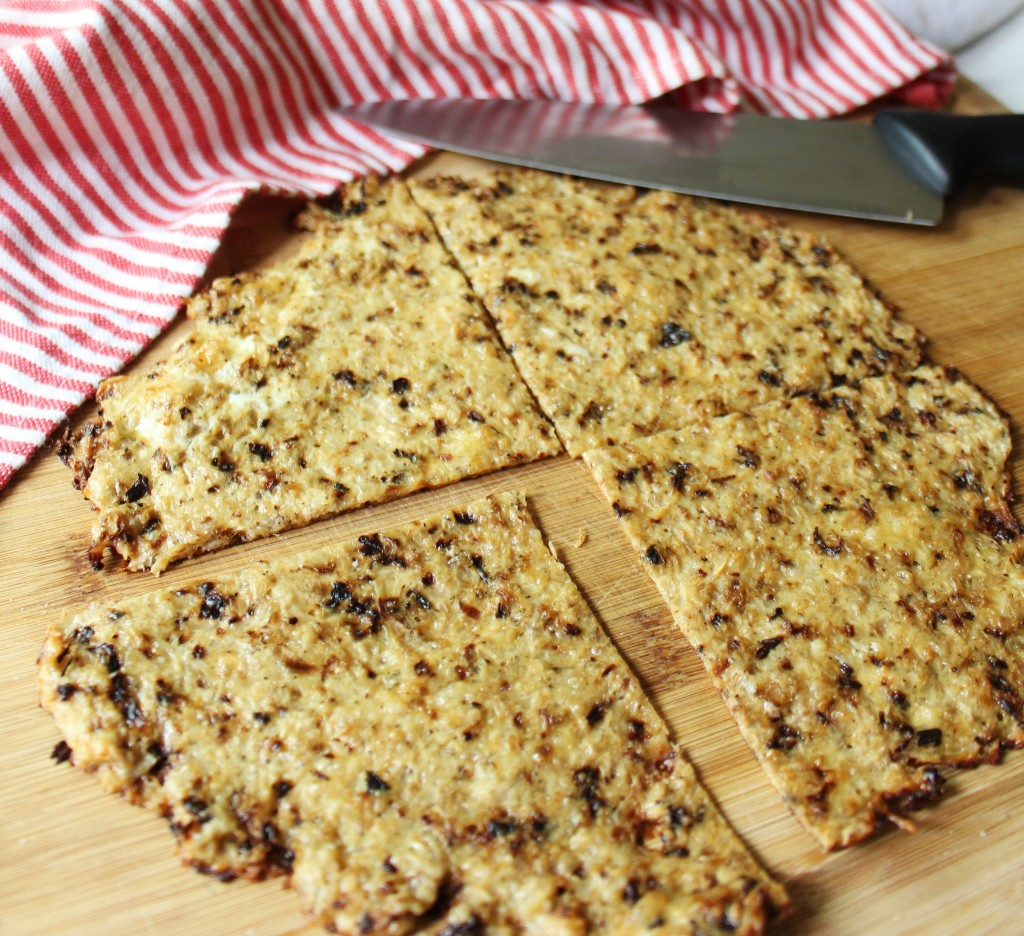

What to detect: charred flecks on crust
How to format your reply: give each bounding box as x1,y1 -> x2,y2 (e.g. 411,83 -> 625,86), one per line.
978,508 -> 1022,543
668,462 -> 691,492
93,642 -> 121,673
837,663 -> 862,692
248,442 -> 273,462
182,796 -> 212,825
358,534 -> 385,557
358,534 -> 407,567
436,914 -> 484,936
812,527 -> 843,557
324,581 -> 352,610
500,277 -> 540,299
406,589 -> 432,611
38,493 -> 788,931
572,766 -> 605,819
86,544 -> 104,571
56,179 -> 562,574
266,843 -> 296,875
660,322 -> 691,347
211,455 -> 235,474
486,817 -> 518,839
915,728 -> 942,748
755,636 -> 784,660
193,864 -> 239,884
736,446 -> 760,470
645,545 -> 664,565
323,580 -> 381,631
952,466 -> 979,491
900,767 -> 946,811
585,365 -> 1021,850
320,176 -> 382,220
767,724 -> 801,751
110,672 -> 146,727
469,554 -> 489,582
125,473 -> 150,503
198,583 -> 229,620
58,422 -> 101,491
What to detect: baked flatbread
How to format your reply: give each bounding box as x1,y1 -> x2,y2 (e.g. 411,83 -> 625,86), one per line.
39,492 -> 789,933
410,169 -> 922,456
59,177 -> 559,573
584,366 -> 1024,849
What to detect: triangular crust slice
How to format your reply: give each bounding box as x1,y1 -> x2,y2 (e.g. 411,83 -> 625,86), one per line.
584,366 -> 1024,850
39,492 -> 788,934
410,169 -> 922,457
59,177 -> 560,573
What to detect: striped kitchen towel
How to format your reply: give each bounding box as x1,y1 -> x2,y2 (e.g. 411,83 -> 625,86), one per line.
0,0 -> 953,492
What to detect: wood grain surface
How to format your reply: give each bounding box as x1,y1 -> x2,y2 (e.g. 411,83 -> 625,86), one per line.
2,81 -> 1023,936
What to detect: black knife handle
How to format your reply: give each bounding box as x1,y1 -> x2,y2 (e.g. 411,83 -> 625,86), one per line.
873,110 -> 1024,198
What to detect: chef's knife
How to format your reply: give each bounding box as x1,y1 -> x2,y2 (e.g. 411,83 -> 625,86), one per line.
340,98 -> 1024,226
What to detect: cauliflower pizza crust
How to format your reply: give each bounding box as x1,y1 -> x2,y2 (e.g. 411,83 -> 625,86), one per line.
585,366 -> 1024,850
410,169 -> 922,457
59,176 -> 559,573
39,492 -> 789,934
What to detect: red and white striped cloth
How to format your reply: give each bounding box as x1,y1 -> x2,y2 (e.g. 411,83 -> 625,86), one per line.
0,0 -> 953,493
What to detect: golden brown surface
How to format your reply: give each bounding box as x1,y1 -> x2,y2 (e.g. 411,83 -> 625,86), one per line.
585,366 -> 1024,850
5,81 -> 1024,936
410,169 -> 921,457
61,176 -> 559,573
38,492 -> 788,935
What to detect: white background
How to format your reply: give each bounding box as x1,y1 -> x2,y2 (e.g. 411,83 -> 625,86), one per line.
958,7 -> 1024,109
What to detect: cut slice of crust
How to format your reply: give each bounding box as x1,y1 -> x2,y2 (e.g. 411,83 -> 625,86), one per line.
39,492 -> 789,934
59,176 -> 560,573
410,169 -> 923,457
584,366 -> 1024,850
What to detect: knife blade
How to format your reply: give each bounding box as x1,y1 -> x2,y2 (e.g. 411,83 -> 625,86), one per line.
340,98 -> 1024,226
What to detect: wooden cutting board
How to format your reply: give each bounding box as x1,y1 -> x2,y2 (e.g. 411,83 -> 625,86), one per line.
2,80 -> 1022,936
